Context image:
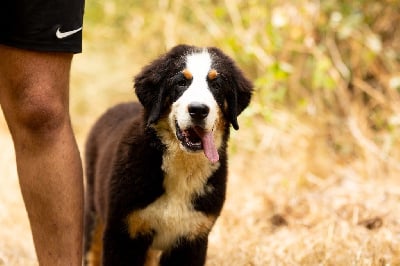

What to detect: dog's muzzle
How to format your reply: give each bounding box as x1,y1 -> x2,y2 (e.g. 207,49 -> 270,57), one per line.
175,102 -> 219,163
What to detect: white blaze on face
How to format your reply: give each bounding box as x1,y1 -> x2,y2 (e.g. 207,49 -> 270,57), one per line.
171,50 -> 219,131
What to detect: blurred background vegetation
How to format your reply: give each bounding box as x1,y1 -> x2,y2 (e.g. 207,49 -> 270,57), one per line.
72,0 -> 400,180
1,1 -> 400,265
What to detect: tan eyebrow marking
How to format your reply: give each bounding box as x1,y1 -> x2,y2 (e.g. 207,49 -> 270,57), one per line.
208,69 -> 219,80
182,69 -> 193,80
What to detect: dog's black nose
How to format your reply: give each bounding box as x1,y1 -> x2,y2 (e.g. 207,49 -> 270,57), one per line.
188,102 -> 210,120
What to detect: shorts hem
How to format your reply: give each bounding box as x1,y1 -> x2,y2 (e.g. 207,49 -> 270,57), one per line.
0,39 -> 82,54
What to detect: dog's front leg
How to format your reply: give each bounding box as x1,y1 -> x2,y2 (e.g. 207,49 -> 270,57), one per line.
159,237 -> 208,266
102,222 -> 153,266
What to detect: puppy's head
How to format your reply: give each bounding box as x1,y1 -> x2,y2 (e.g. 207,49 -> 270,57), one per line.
134,45 -> 253,163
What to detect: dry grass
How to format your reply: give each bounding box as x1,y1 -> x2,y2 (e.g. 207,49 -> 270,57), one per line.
209,113 -> 400,265
1,0 -> 400,265
0,121 -> 36,266
2,108 -> 400,265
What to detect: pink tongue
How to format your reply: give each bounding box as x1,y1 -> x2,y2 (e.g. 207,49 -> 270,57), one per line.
194,127 -> 219,163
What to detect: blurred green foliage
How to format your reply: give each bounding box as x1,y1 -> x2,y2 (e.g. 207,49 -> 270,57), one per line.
81,0 -> 400,152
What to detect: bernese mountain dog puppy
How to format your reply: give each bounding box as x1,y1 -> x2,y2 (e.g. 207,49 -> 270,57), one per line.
84,44 -> 253,266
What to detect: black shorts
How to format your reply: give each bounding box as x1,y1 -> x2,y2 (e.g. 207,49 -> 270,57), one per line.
0,0 -> 85,53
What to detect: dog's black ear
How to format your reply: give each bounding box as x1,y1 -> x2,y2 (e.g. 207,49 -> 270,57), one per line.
134,58 -> 169,127
134,45 -> 193,126
209,47 -> 253,130
226,71 -> 253,130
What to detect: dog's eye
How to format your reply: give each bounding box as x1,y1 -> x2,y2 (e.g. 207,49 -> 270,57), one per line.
178,79 -> 188,87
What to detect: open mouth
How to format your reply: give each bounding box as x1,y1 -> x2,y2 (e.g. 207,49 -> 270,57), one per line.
175,121 -> 203,151
175,121 -> 219,163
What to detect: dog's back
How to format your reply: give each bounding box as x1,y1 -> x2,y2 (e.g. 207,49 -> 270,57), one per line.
85,102 -> 142,187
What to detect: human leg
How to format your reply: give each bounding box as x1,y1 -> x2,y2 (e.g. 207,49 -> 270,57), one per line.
0,45 -> 83,266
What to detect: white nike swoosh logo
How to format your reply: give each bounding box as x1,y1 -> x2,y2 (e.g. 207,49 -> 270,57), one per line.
56,27 -> 82,39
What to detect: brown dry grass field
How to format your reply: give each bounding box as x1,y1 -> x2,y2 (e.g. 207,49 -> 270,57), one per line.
1,1 -> 400,265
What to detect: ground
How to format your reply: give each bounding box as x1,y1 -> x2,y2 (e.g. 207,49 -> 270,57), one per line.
1,108 -> 399,265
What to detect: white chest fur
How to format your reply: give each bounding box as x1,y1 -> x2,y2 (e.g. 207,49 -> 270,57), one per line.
127,145 -> 219,250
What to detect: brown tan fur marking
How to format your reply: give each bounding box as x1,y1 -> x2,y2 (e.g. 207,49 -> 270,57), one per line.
85,220 -> 104,266
186,215 -> 216,241
126,211 -> 153,238
144,249 -> 162,266
207,69 -> 218,80
182,69 -> 193,80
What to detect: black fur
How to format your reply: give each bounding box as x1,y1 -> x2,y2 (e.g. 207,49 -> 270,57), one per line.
84,45 -> 253,266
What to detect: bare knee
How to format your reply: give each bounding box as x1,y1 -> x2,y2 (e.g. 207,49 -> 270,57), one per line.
3,84 -> 70,140
16,93 -> 68,133
0,48 -> 73,141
